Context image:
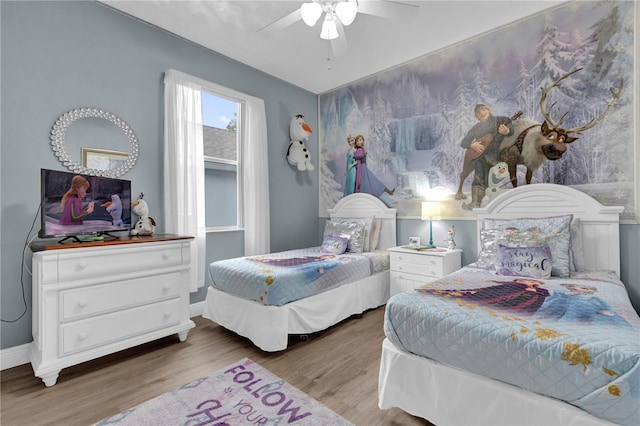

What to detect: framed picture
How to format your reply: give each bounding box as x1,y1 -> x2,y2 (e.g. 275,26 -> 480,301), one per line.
409,237 -> 420,248
82,147 -> 129,171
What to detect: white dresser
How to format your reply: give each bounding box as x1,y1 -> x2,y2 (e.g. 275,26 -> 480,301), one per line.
29,235 -> 195,386
388,246 -> 462,296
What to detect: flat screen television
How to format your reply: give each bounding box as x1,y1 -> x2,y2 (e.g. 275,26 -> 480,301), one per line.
39,168 -> 132,242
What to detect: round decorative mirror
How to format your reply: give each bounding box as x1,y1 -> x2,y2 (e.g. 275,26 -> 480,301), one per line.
50,108 -> 139,177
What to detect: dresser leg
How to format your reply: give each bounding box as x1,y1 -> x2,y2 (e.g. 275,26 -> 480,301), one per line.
41,372 -> 60,387
178,330 -> 189,342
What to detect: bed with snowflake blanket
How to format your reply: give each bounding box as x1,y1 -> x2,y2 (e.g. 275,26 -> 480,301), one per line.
209,247 -> 389,306
384,266 -> 640,425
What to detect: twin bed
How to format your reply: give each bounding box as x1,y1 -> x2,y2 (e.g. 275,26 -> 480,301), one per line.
202,192 -> 397,352
202,184 -> 639,425
379,184 -> 639,426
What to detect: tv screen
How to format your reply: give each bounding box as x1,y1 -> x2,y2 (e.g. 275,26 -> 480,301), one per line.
40,168 -> 132,241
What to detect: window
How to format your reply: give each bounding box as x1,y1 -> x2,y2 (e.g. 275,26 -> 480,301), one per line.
164,68 -> 269,259
202,92 -> 241,230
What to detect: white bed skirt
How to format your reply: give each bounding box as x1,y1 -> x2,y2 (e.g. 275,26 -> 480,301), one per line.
202,271 -> 389,352
378,338 -> 614,426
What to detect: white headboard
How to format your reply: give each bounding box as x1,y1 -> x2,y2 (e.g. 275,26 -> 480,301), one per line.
474,184 -> 624,276
327,193 -> 397,250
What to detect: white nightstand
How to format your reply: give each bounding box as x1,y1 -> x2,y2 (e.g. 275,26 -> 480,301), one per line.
388,246 -> 462,296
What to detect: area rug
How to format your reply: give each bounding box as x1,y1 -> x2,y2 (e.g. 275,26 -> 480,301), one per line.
96,358 -> 353,425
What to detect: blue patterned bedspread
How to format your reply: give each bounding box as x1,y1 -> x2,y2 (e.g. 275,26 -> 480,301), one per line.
384,267 -> 640,425
209,248 -> 389,306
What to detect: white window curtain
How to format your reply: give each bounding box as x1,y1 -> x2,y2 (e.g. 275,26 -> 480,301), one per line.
164,70 -> 206,292
242,97 -> 270,256
163,69 -> 270,291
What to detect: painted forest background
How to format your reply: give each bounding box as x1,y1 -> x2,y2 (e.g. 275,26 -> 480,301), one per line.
318,0 -> 636,221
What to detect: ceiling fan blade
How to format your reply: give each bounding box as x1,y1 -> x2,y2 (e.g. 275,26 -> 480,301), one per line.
357,1 -> 419,21
257,8 -> 302,36
331,19 -> 348,58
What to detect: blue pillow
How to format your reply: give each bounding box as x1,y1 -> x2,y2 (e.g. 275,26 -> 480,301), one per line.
320,234 -> 349,255
495,244 -> 552,279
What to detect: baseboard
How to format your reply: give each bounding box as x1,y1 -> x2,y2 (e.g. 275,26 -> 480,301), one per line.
0,302 -> 207,371
0,343 -> 31,371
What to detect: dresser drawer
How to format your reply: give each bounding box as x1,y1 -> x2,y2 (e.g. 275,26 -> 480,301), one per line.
391,270 -> 435,287
390,251 -> 444,268
60,298 -> 182,356
60,272 -> 181,321
57,244 -> 185,283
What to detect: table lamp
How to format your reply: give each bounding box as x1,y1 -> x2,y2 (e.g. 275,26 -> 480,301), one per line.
421,201 -> 441,248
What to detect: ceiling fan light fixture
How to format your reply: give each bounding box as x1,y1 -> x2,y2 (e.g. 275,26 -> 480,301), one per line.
301,2 -> 323,27
335,0 -> 357,26
320,15 -> 339,40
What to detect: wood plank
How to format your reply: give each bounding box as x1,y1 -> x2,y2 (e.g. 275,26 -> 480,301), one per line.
0,307 -> 432,425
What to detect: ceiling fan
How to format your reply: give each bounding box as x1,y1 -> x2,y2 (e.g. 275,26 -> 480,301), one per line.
257,1 -> 419,58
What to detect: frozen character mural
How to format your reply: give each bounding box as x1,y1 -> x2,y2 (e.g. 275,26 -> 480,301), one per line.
59,175 -> 95,225
354,134 -> 395,197
533,283 -> 632,327
344,134 -> 357,196
456,104 -> 514,210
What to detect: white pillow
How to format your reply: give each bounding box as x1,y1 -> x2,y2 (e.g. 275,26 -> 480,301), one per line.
570,218 -> 586,271
369,217 -> 382,250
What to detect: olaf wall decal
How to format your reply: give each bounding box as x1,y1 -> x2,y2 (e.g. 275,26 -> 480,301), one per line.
287,114 -> 314,172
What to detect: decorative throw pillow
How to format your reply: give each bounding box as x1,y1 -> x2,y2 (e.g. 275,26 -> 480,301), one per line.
570,218 -> 586,271
475,229 -> 548,269
332,216 -> 374,251
483,215 -> 572,278
495,244 -> 552,279
369,217 -> 382,251
323,220 -> 366,254
320,234 -> 349,255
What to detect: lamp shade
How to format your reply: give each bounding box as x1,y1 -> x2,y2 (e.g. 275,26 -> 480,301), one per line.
421,201 -> 441,220
301,2 -> 323,26
335,0 -> 357,26
320,15 -> 339,40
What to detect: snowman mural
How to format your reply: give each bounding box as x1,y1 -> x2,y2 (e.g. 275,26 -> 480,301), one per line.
286,114 -> 314,171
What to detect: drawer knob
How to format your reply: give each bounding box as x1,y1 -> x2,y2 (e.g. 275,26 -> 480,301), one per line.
398,265 -> 404,271
398,255 -> 404,261
163,312 -> 172,319
78,299 -> 89,308
76,261 -> 87,271
78,332 -> 88,341
162,284 -> 171,292
162,253 -> 170,261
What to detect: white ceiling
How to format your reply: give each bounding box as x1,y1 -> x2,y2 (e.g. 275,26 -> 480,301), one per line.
100,0 -> 566,94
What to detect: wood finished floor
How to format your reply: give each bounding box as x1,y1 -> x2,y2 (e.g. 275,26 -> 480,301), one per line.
1,307 -> 432,426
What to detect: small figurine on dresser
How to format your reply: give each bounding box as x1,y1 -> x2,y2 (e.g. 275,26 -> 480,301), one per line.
446,225 -> 456,250
130,193 -> 156,236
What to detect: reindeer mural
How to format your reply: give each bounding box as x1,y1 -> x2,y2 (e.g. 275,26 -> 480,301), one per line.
501,68 -> 623,187
456,68 -> 622,208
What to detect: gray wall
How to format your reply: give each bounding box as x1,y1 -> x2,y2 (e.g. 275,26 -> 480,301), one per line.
0,1 -> 318,349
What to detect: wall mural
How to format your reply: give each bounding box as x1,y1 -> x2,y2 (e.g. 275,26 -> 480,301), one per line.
319,1 -> 637,222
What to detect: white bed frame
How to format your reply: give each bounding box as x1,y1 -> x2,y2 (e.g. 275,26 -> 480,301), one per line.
379,184 -> 624,426
203,193 -> 396,352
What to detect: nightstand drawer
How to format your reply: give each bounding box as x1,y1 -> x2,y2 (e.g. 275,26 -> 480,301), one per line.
391,271 -> 435,288
390,251 -> 444,269
391,261 -> 443,278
